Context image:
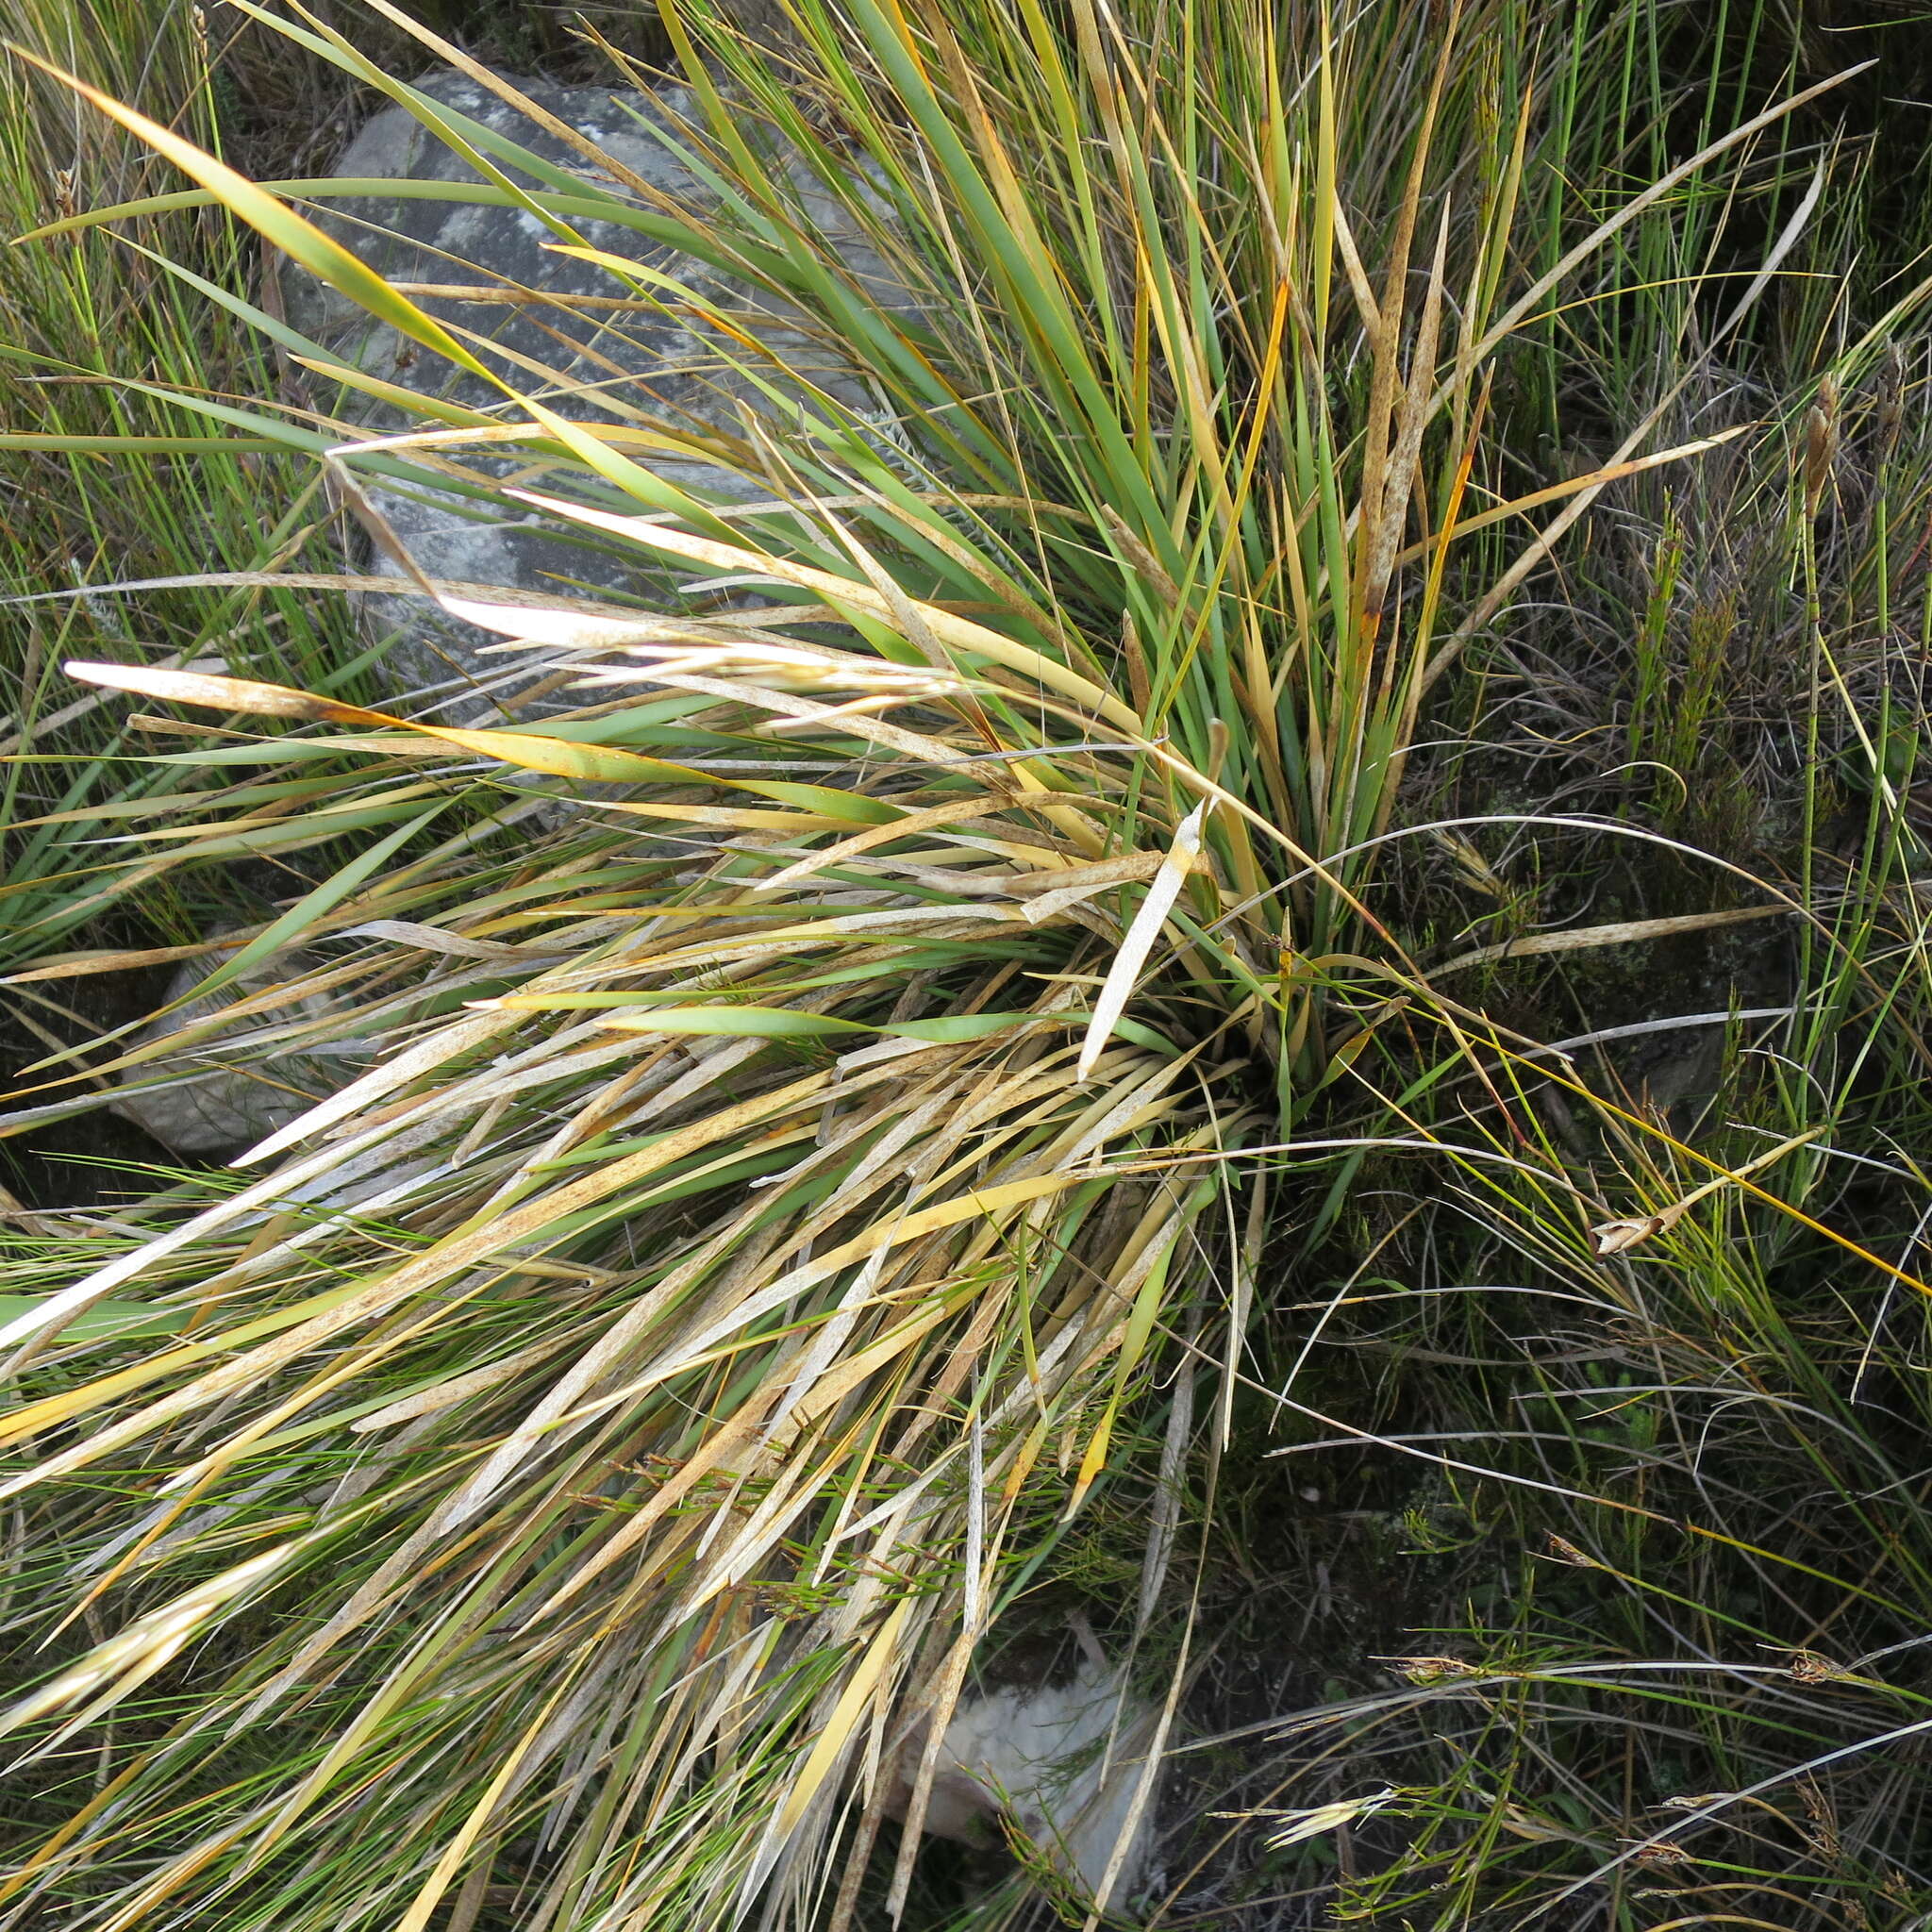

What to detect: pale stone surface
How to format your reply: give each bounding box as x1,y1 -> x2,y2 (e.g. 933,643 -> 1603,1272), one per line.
284,70 -> 908,717
107,949 -> 375,1158
883,1658 -> 1162,1907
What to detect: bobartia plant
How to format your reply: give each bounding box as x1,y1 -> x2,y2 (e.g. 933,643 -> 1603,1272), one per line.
3,4 -> 1926,1930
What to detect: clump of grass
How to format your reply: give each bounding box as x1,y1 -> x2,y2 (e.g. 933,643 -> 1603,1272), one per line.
3,4 -> 1931,1931
0,2 -> 381,975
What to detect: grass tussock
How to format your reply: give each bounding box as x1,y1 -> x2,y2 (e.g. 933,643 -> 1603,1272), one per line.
0,2 -> 378,970
1,3 -> 1931,1929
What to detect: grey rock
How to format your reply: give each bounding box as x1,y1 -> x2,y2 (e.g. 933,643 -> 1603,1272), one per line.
108,948 -> 375,1158
284,70 -> 909,718
882,1658 -> 1162,1907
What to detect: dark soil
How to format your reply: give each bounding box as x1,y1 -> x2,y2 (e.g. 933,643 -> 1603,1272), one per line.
0,963 -> 192,1210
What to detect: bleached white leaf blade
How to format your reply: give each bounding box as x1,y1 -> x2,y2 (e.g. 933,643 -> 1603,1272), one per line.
1075,806 -> 1205,1082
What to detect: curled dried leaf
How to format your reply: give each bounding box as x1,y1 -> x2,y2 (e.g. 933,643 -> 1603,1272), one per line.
1590,1215 -> 1664,1257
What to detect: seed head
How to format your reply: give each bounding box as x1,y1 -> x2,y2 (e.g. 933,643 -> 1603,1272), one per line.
1804,375 -> 1840,519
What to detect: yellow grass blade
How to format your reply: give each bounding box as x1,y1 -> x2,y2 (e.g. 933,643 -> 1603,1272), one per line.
8,48 -> 495,384
773,1598 -> 914,1840
508,490 -> 1144,731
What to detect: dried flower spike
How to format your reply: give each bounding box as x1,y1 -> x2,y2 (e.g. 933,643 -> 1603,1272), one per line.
1805,374 -> 1840,518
